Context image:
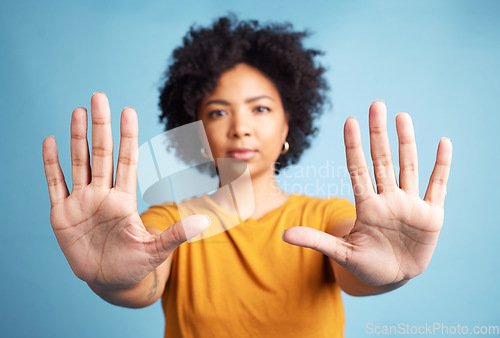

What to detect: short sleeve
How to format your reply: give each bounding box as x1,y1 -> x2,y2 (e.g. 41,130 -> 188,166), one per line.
140,203 -> 181,232
324,198 -> 356,234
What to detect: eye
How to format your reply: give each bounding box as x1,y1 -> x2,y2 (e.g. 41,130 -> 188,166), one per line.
208,110 -> 227,118
253,106 -> 270,113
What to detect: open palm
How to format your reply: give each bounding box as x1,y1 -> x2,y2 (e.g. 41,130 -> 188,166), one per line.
283,100 -> 452,286
42,93 -> 210,289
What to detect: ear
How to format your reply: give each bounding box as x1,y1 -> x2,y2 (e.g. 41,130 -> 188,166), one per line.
282,112 -> 290,143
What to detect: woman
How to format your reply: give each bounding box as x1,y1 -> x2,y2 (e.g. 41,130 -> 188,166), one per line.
42,16 -> 452,337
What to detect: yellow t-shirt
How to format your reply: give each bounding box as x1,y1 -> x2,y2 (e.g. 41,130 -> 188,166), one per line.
140,193 -> 356,337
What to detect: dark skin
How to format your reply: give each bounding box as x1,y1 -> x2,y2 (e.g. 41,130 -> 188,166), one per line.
42,65 -> 452,307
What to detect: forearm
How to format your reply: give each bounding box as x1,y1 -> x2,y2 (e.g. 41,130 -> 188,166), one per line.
332,261 -> 408,296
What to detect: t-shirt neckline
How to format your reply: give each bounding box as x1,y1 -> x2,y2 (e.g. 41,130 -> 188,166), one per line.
203,192 -> 300,223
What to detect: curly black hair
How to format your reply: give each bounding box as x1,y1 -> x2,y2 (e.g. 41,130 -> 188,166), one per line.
158,14 -> 329,173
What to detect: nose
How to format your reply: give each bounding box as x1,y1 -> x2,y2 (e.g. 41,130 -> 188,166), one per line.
228,110 -> 253,138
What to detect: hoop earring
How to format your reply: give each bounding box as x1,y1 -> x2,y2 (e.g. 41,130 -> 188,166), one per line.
201,147 -> 209,159
281,141 -> 289,155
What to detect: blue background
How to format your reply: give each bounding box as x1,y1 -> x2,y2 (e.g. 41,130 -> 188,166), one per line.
1,0 -> 499,337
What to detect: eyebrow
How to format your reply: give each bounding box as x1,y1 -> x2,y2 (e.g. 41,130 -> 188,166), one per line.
203,95 -> 274,107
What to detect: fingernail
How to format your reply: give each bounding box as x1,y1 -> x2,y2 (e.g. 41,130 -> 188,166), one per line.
371,99 -> 385,105
124,106 -> 136,111
182,214 -> 212,241
92,91 -> 105,96
346,116 -> 356,121
281,229 -> 286,241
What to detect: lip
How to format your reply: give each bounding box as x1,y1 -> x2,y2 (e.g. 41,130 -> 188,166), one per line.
228,148 -> 257,160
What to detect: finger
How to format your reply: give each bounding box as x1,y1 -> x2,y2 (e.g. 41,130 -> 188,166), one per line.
115,107 -> 139,194
344,117 -> 376,204
282,226 -> 353,268
42,136 -> 69,207
396,112 -> 419,195
71,107 -> 91,191
90,92 -> 114,188
369,100 -> 397,193
147,215 -> 211,265
424,137 -> 452,208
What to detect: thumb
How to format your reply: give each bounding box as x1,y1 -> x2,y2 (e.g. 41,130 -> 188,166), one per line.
282,226 -> 353,267
150,214 -> 211,264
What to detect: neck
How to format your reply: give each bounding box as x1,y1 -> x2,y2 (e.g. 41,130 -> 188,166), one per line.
212,164 -> 290,220
249,168 -> 287,201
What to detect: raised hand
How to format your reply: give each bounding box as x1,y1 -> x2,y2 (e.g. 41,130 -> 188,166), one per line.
282,100 -> 452,286
42,92 -> 210,290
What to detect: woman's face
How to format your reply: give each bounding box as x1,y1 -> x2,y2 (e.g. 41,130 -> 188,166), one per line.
197,63 -> 289,179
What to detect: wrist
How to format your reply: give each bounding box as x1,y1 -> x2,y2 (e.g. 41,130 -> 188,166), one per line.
86,278 -> 141,291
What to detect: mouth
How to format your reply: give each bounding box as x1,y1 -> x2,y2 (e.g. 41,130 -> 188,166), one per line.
227,148 -> 257,160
